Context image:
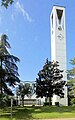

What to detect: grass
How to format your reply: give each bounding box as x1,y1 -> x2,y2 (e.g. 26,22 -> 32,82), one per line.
0,106 -> 75,120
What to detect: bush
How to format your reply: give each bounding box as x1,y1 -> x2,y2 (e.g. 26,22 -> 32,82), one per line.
55,102 -> 59,106
7,98 -> 17,106
13,99 -> 17,106
70,98 -> 75,106
44,102 -> 52,106
32,104 -> 35,107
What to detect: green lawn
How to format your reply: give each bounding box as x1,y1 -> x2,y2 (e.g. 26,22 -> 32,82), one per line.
0,106 -> 75,120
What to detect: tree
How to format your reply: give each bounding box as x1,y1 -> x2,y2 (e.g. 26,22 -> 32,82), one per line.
0,34 -> 20,96
17,82 -> 32,106
67,58 -> 75,105
1,0 -> 14,8
0,93 -> 8,108
36,59 -> 66,106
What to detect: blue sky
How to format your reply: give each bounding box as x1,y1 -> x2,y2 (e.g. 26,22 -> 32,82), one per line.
0,0 -> 75,81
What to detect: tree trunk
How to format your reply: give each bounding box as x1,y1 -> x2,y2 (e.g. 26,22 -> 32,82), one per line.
22,97 -> 24,107
45,97 -> 47,102
49,97 -> 51,106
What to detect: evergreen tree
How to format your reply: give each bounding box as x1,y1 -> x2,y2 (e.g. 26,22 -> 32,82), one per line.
1,0 -> 14,8
36,59 -> 66,106
0,34 -> 20,96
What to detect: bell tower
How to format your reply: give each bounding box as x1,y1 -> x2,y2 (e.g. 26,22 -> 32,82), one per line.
50,6 -> 68,106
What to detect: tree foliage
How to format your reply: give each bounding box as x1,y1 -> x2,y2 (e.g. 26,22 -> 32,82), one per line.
67,58 -> 75,105
1,0 -> 14,8
16,82 -> 32,106
0,34 -> 20,96
0,94 -> 8,108
36,59 -> 66,105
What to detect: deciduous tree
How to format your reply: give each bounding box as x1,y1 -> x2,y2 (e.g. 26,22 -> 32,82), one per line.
67,58 -> 75,105
36,59 -> 66,106
17,82 -> 32,106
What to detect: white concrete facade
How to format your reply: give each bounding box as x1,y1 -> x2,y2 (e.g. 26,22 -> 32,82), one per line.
50,6 -> 68,106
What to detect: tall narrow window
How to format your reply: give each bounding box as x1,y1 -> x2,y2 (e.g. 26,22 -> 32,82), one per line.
51,14 -> 53,34
52,14 -> 53,27
56,9 -> 63,30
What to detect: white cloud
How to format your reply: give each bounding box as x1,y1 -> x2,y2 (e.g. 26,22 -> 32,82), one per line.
15,1 -> 34,22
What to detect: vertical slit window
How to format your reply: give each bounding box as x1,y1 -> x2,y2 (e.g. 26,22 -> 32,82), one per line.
56,9 -> 63,30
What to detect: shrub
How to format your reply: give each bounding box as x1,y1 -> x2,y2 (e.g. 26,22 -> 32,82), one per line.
32,104 -> 35,107
55,102 -> 59,106
44,102 -> 52,106
70,98 -> 75,106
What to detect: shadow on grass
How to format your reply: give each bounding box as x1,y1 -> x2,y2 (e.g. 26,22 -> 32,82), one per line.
1,106 -> 75,119
13,107 -> 33,120
27,106 -> 75,113
0,107 -> 33,120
